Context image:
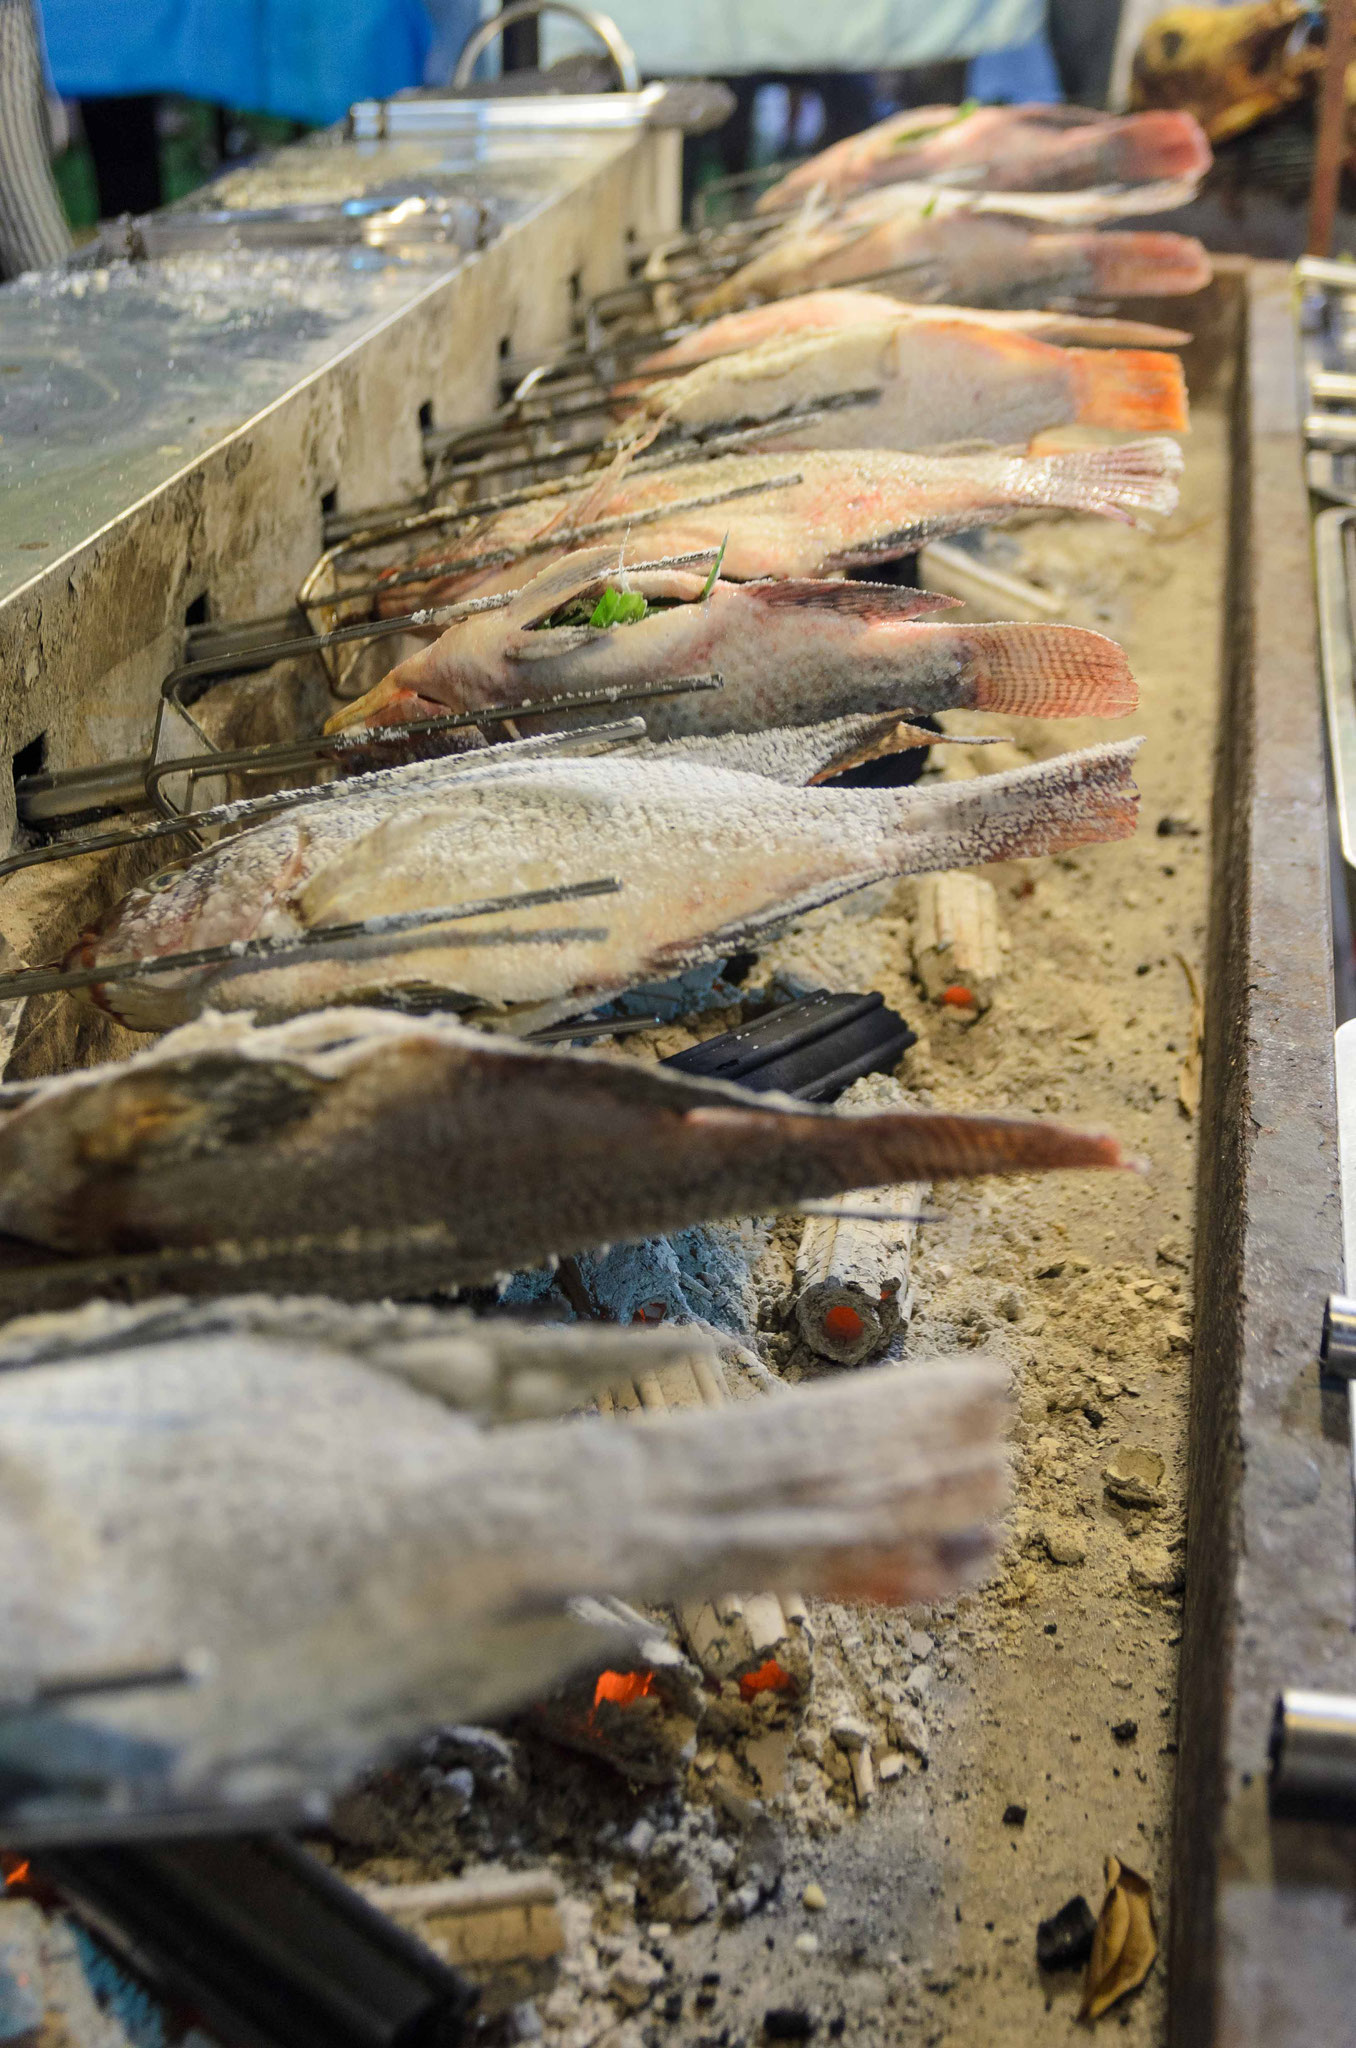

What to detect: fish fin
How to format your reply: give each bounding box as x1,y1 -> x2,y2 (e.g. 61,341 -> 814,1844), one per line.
751,579 -> 962,620
506,624 -> 607,661
806,717 -> 955,782
882,736 -> 1142,868
1078,230 -> 1212,299
1109,109 -> 1212,185
955,623 -> 1137,719
1068,346 -> 1189,434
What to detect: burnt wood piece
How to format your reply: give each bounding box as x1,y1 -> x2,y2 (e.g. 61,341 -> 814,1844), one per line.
34,1834 -> 475,2048
662,990 -> 916,1102
1170,263 -> 1350,2044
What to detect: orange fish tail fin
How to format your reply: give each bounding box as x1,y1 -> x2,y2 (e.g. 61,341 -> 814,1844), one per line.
1068,346 -> 1189,434
961,624 -> 1137,719
1081,230 -> 1212,300
1113,110 -> 1212,185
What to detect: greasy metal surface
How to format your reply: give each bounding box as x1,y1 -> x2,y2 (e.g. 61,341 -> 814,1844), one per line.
1171,262 -> 1351,2047
0,120 -> 678,1069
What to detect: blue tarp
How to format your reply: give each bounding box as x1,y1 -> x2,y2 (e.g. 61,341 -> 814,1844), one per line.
36,0 -> 435,124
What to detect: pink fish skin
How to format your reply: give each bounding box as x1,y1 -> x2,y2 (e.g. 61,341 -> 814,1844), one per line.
335,544 -> 1136,745
619,319 -> 1188,451
626,291 -> 1190,386
697,202 -> 1212,315
757,102 -> 1212,211
385,440 -> 1183,607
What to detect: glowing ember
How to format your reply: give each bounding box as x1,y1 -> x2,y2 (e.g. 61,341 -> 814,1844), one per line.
739,1658 -> 794,1701
823,1303 -> 865,1345
593,1668 -> 655,1710
2,1859 -> 30,1890
941,984 -> 976,1008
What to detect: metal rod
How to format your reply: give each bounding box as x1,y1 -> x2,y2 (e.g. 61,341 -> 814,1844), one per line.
0,878 -> 620,1003
143,673 -> 722,813
528,1012 -> 662,1042
332,472 -> 803,605
1309,0 -> 1355,257
165,589 -> 515,687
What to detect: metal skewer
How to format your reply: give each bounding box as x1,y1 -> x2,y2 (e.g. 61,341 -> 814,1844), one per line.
0,877 -> 622,1005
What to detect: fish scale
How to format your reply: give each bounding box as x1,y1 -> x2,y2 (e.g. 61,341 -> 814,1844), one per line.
70,741 -> 1143,1035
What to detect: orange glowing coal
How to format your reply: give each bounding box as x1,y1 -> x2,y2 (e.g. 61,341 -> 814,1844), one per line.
822,1303 -> 865,1345
2,1858 -> 30,1890
738,1658 -> 794,1701
593,1668 -> 655,1710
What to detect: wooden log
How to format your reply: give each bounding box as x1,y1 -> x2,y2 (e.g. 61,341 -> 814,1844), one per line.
0,1317 -> 1006,1828
911,870 -> 1008,1012
794,1075 -> 927,1366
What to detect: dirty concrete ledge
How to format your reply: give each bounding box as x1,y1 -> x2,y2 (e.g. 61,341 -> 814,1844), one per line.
1171,260 -> 1350,2046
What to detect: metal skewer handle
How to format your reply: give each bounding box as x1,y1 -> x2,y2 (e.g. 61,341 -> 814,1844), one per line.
452,1 -> 641,92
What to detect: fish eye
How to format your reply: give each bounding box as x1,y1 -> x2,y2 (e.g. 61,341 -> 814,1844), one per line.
145,871 -> 180,892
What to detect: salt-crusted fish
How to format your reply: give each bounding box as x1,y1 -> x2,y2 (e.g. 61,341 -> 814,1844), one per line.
616,319 -> 1189,452
335,544 -> 1136,745
756,102 -> 1212,211
66,740 -> 1141,1032
697,193 -> 1212,314
0,1319 -> 1006,1808
385,440 -> 1183,606
0,1006 -> 1134,1277
628,290 -> 1191,383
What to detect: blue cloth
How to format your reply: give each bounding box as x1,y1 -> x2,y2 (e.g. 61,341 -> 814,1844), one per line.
37,0 -> 433,124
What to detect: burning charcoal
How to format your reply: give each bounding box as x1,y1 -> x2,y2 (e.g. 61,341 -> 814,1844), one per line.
1036,1894 -> 1097,1972
910,871 -> 1009,1013
794,1074 -> 928,1366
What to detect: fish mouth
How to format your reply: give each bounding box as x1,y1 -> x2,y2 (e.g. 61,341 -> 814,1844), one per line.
324,676 -> 443,735
60,926 -> 120,1014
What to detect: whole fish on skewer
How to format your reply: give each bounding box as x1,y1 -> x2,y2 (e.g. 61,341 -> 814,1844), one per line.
614,319 -> 1189,454
625,290 -> 1192,387
695,189 -> 1211,315
756,102 -> 1212,211
66,738 -> 1142,1033
0,1006 -> 1135,1281
381,440 -> 1183,607
334,543 -> 1136,746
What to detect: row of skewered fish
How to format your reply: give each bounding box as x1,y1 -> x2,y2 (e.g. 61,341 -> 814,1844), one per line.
0,99 -> 1211,1824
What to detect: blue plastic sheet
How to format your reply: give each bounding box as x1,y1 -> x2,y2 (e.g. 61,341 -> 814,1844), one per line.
37,0 -> 434,124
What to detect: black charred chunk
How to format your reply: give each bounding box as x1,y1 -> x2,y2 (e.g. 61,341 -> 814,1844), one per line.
1036,1894 -> 1097,1972
763,2007 -> 816,2040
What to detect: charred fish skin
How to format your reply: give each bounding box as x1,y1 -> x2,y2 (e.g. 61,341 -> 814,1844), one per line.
69,739 -> 1142,1033
0,1007 -> 1134,1279
335,543 -> 1136,746
388,441 -> 1184,606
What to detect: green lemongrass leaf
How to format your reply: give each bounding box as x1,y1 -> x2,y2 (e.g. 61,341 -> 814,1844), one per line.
698,534 -> 729,602
589,585 -> 648,628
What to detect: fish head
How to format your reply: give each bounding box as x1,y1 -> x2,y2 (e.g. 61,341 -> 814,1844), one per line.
64,822 -> 309,1030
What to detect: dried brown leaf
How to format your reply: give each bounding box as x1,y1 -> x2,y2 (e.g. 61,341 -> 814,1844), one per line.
1078,1854 -> 1158,2022
1175,951 -> 1204,1118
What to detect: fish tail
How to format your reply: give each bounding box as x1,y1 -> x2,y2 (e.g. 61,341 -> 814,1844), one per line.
1111,110 -> 1212,186
812,1102 -> 1132,1186
879,735 -> 1142,870
1067,346 -> 1189,434
1080,230 -> 1212,300
959,624 -> 1138,718
1033,435 -> 1184,519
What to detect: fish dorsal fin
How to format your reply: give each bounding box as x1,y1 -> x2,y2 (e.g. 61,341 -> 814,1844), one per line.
749,580 -> 961,621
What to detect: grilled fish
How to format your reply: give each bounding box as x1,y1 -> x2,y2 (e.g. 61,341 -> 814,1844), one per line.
0,1006 -> 1134,1278
697,192 -> 1212,314
383,440 -> 1183,607
67,739 -> 1142,1032
617,319 -> 1189,451
335,544 -> 1136,745
757,102 -> 1212,211
628,291 -> 1191,383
